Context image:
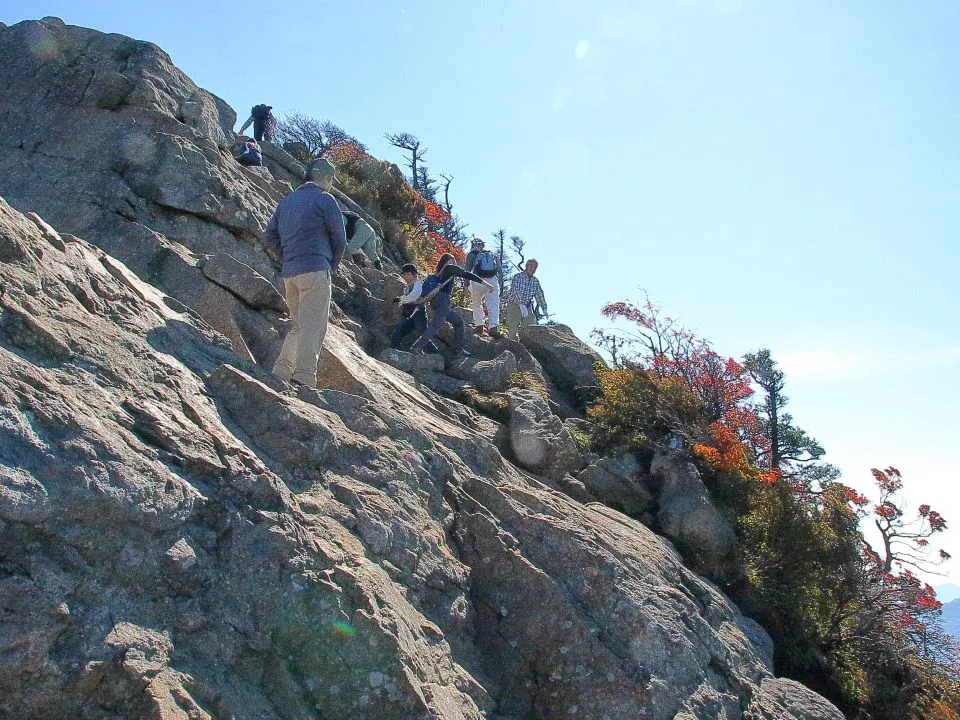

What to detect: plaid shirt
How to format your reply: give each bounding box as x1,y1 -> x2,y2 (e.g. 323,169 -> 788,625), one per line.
505,271 -> 546,309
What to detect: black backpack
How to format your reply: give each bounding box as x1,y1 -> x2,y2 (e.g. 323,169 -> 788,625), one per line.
342,211 -> 359,240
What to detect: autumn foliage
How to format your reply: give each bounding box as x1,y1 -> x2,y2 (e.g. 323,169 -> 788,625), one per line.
589,292 -> 959,719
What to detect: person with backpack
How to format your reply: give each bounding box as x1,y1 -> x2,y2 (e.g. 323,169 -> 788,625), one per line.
464,237 -> 502,339
262,158 -> 346,388
503,258 -> 547,341
343,210 -> 384,270
235,139 -> 262,167
389,264 -> 438,352
238,104 -> 276,143
409,253 -> 493,357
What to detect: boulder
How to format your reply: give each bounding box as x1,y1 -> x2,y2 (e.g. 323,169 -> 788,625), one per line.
651,449 -> 737,576
506,389 -> 582,480
747,678 -> 845,720
518,323 -> 605,409
471,350 -> 518,393
576,452 -> 654,517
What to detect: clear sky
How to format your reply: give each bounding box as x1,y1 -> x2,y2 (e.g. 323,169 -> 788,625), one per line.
3,1 -> 958,586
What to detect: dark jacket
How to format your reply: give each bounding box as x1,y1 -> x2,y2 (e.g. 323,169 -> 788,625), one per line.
236,143 -> 262,167
262,183 -> 347,278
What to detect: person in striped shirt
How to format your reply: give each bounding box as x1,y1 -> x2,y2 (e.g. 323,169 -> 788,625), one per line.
503,258 -> 547,340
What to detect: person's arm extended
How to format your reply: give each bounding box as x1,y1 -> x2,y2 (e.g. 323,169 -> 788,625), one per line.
443,264 -> 488,285
238,115 -> 254,134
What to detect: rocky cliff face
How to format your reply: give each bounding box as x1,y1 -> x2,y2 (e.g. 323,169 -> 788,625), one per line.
0,18 -> 844,720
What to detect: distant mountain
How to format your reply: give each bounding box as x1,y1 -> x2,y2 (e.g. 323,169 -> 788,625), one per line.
941,598 -> 960,639
935,583 -> 960,603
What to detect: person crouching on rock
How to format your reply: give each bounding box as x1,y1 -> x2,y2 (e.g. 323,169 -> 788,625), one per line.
235,139 -> 262,167
390,264 -> 438,353
343,211 -> 384,270
409,253 -> 493,358
262,158 -> 346,389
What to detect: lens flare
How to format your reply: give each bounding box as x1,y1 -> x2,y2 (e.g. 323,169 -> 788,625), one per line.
329,620 -> 357,637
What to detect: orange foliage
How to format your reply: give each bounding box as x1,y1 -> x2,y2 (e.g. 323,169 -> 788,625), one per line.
692,421 -> 775,481
424,200 -> 452,225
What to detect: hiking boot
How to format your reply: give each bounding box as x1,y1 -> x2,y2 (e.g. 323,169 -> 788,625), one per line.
351,253 -> 367,268
487,326 -> 502,340
373,259 -> 383,271
473,325 -> 485,336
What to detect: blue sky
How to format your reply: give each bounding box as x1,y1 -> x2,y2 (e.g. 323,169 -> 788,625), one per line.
3,1 -> 958,587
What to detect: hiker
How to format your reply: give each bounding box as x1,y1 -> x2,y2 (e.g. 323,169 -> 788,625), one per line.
235,139 -> 262,167
343,210 -> 384,270
238,104 -> 276,143
390,264 -> 437,352
503,258 -> 547,340
262,158 -> 346,388
409,253 -> 493,357
464,237 -> 501,338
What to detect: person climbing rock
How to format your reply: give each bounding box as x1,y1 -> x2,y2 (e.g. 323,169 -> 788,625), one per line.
235,139 -> 262,167
238,104 -> 276,143
464,237 -> 501,338
343,210 -> 384,270
409,253 -> 493,357
262,158 -> 346,388
503,258 -> 547,341
390,264 -> 437,352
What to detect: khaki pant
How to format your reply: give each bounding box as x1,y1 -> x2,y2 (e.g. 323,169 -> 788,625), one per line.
504,302 -> 535,340
272,269 -> 331,387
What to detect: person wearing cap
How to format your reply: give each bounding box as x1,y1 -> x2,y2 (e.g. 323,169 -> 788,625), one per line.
262,158 -> 346,388
389,263 -> 437,352
238,104 -> 276,143
464,237 -> 502,339
503,258 -> 547,340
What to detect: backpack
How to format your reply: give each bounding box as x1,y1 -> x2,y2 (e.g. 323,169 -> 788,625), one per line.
342,211 -> 359,240
415,273 -> 455,304
475,250 -> 498,277
251,104 -> 271,120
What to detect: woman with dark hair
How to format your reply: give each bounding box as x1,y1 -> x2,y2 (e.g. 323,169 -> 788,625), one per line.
409,253 -> 493,357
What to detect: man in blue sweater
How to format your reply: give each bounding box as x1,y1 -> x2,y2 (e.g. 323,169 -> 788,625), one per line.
262,158 -> 346,388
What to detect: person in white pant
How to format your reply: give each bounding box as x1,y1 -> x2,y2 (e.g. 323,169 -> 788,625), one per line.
463,237 -> 502,339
